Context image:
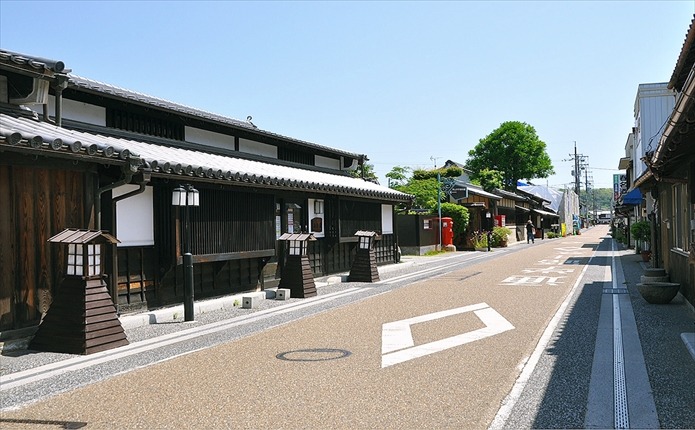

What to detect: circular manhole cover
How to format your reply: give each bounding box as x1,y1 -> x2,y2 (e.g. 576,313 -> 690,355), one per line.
276,348 -> 352,362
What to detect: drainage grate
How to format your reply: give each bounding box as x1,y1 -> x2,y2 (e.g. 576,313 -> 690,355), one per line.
613,297 -> 630,429
604,288 -> 628,294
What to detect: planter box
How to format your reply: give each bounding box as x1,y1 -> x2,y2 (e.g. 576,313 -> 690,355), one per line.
637,282 -> 680,304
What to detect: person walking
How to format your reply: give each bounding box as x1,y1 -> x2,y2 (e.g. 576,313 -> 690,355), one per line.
526,220 -> 535,244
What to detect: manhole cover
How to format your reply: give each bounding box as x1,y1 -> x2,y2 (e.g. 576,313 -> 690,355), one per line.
276,348 -> 352,362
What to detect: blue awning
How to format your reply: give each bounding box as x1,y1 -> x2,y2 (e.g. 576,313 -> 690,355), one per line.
622,188 -> 643,205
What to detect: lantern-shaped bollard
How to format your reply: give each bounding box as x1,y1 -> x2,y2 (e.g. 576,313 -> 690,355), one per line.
30,229 -> 129,355
348,231 -> 380,282
277,233 -> 317,298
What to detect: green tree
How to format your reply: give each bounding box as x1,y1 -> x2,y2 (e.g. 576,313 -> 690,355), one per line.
412,166 -> 463,180
465,121 -> 554,190
591,188 -> 614,211
395,177 -> 439,209
477,168 -> 504,192
386,166 -> 411,188
349,162 -> 379,183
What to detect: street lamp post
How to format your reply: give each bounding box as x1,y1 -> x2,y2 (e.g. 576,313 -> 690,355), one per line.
172,184 -> 200,322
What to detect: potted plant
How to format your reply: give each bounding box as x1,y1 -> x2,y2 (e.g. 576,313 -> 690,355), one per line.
490,226 -> 512,247
630,220 -> 651,262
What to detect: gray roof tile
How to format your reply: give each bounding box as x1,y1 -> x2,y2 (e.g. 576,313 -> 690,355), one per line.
0,112 -> 411,202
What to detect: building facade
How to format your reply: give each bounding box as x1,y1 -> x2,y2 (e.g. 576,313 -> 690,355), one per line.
637,19 -> 695,307
0,50 -> 411,330
616,83 -> 676,248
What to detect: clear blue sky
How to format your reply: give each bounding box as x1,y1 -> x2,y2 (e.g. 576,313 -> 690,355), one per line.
1,1 -> 693,190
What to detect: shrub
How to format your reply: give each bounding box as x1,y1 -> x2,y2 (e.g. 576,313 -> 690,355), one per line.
547,232 -> 559,239
439,202 -> 470,236
471,231 -> 488,248
630,220 -> 651,250
490,226 -> 512,247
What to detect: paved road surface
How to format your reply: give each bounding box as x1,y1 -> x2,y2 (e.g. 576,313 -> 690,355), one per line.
0,227 -> 645,429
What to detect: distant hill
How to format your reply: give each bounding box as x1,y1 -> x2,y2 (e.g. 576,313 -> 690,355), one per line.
553,187 -> 614,211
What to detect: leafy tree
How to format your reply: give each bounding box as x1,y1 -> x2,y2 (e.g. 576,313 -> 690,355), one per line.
395,167 -> 464,210
412,166 -> 463,180
477,168 -> 504,192
465,121 -> 554,190
349,162 -> 379,183
395,177 -> 439,209
386,166 -> 411,188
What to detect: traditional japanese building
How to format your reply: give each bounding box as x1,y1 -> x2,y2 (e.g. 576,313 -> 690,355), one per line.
636,18 -> 695,307
0,49 -> 412,331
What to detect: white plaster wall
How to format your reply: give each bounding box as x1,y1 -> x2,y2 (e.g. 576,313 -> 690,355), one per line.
185,126 -> 235,150
315,154 -> 340,170
382,204 -> 394,234
239,138 -> 277,158
30,95 -> 106,126
113,184 -> 155,247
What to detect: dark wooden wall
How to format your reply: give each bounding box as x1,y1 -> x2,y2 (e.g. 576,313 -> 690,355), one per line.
0,158 -> 92,330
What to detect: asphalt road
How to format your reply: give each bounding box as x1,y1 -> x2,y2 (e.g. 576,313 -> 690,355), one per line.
1,228 -> 607,429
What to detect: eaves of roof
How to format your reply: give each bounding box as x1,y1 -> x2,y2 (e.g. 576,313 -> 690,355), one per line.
493,188 -> 528,201
532,208 -> 558,217
67,74 -> 363,160
669,15 -> 695,91
515,187 -> 551,204
0,112 -> 412,203
465,184 -> 501,200
0,49 -> 68,77
618,157 -> 631,170
0,49 -> 364,160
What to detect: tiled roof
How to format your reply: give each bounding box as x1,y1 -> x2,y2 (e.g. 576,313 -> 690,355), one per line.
0,112 -> 412,202
669,15 -> 695,91
67,74 -> 362,159
0,49 -> 67,75
465,184 -> 501,200
493,188 -> 529,201
0,49 -> 362,159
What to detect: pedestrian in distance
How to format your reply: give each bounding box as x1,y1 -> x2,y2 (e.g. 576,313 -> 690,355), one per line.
526,220 -> 535,244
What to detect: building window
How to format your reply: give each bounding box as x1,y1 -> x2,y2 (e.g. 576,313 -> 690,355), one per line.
278,147 -> 314,166
309,199 -> 325,238
285,203 -> 303,233
106,107 -> 184,140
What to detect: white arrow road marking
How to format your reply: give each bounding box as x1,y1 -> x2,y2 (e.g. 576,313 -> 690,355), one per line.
381,303 -> 514,368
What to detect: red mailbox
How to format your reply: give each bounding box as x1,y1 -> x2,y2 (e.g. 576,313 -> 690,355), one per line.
438,217 -> 454,246
494,215 -> 506,227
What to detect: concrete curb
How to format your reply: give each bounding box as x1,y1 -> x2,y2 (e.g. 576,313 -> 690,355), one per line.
682,332 -> 695,361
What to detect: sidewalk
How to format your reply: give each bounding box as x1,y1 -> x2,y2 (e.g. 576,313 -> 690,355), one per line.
618,250 -> 695,429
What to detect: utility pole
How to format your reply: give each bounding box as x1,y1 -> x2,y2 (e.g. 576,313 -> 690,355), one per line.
568,142 -> 591,221
573,142 -> 580,198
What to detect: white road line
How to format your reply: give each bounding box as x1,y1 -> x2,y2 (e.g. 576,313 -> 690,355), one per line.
488,252 -> 592,430
382,252 -> 493,285
381,303 -> 491,355
381,304 -> 514,368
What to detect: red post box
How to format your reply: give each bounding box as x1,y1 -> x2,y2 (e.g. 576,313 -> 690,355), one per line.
438,217 -> 454,246
494,215 -> 506,227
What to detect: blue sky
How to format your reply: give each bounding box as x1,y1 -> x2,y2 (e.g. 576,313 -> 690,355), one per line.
1,1 -> 693,189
